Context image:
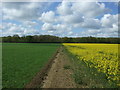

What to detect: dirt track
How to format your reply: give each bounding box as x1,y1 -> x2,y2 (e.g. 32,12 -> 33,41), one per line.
41,47 -> 76,88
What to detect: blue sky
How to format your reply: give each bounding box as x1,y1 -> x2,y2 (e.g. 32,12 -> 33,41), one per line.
1,1 -> 118,37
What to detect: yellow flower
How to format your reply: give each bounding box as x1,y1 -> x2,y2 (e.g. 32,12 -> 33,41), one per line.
63,43 -> 119,86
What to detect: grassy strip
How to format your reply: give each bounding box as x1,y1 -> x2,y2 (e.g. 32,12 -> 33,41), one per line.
63,46 -> 118,88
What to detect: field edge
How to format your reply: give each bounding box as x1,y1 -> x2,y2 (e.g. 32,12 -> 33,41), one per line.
25,46 -> 61,88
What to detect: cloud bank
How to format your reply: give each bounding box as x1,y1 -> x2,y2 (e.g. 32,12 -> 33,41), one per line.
1,1 -> 118,37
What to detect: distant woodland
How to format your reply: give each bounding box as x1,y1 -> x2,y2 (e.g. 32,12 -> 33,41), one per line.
1,35 -> 120,44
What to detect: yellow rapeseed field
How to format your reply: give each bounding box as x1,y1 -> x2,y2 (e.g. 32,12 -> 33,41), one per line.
63,43 -> 119,86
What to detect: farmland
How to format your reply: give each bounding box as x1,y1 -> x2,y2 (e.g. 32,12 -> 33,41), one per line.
2,43 -> 60,88
2,43 -> 119,88
63,43 -> 119,88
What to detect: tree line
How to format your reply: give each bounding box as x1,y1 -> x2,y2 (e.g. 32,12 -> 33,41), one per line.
1,35 -> 120,44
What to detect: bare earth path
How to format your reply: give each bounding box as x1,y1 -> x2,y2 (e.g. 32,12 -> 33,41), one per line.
41,47 -> 76,88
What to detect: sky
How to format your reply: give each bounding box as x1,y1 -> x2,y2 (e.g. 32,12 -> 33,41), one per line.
1,1 -> 119,37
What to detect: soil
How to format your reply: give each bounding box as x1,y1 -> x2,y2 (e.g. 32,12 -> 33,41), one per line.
25,46 -> 76,88
41,47 -> 76,88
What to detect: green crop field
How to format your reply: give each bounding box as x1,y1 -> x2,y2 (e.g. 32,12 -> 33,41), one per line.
2,43 -> 60,88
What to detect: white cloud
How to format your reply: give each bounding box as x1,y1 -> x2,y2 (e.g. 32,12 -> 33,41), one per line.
41,23 -> 73,37
2,22 -> 39,36
2,23 -> 24,36
24,29 -> 39,35
2,2 -> 50,20
57,1 -> 72,15
2,2 -> 118,37
0,24 -> 2,30
80,18 -> 101,29
23,21 -> 37,27
59,14 -> 84,24
68,31 -> 74,35
57,2 -> 108,19
101,14 -> 118,28
42,23 -> 55,31
39,2 -> 118,37
42,23 -> 71,31
55,24 -> 72,31
80,22 -> 118,37
39,11 -> 56,23
75,13 -> 118,37
118,14 -> 120,26
71,2 -> 108,18
81,29 -> 101,36
3,8 -> 22,20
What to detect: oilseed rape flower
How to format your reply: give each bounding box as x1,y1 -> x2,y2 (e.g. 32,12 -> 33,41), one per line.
63,43 -> 119,86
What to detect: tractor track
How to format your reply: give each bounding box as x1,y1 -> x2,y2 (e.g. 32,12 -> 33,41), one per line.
25,46 -> 76,88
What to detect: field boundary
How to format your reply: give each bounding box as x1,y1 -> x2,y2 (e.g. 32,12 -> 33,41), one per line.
25,46 -> 61,88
